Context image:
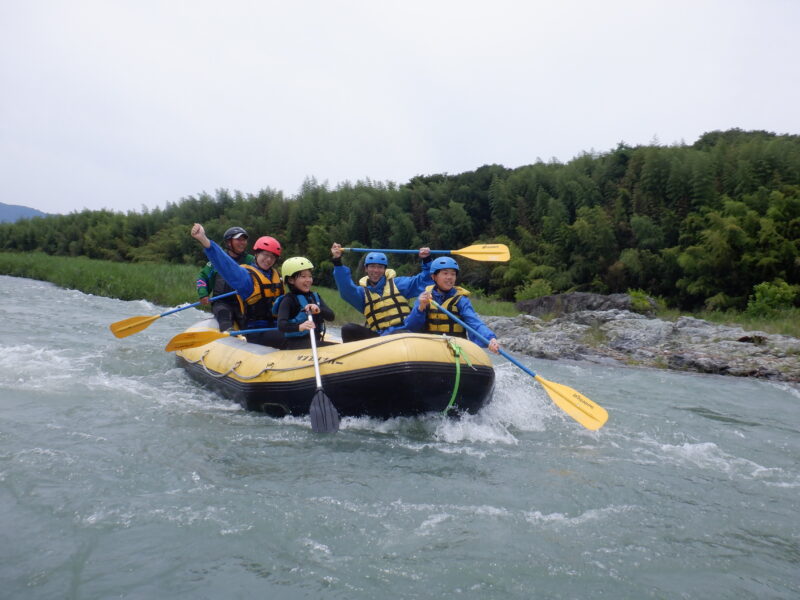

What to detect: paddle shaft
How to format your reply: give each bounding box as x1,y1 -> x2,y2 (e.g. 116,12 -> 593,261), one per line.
342,244 -> 509,262
224,327 -> 277,336
164,327 -> 278,352
431,300 -> 607,430
160,290 -> 237,318
111,290 -> 242,339
345,248 -> 446,255
430,299 -> 564,377
305,312 -> 339,432
307,313 -> 323,389
432,306 -> 533,377
428,300 -> 507,357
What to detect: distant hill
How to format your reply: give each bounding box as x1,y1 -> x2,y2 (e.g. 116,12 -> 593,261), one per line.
0,202 -> 49,223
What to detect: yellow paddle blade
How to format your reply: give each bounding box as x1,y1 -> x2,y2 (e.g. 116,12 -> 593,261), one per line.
109,315 -> 160,338
165,330 -> 229,352
451,244 -> 510,262
535,375 -> 608,431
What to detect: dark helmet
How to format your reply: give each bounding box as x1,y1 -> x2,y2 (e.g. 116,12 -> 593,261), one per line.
223,226 -> 248,241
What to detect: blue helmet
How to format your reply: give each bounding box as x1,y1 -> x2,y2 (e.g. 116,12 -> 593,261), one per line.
430,256 -> 459,273
365,252 -> 389,267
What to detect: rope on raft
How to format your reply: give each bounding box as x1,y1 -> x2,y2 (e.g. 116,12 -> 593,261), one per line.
442,337 -> 474,416
183,333 -> 472,381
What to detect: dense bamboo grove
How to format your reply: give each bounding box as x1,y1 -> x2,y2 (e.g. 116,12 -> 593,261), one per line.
2,129 -> 799,310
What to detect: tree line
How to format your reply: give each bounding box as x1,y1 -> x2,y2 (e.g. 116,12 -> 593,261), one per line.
1,128 -> 799,311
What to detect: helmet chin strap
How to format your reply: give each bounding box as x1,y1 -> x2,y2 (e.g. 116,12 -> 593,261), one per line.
225,239 -> 242,256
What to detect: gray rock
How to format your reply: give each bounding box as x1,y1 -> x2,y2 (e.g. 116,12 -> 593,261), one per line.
484,307 -> 800,383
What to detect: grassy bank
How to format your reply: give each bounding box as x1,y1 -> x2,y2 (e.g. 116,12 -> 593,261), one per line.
0,252 -> 518,325
3,252 -> 796,336
0,252 -> 197,306
0,252 -> 365,323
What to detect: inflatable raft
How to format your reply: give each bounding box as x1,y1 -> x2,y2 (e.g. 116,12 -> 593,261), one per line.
174,319 -> 496,419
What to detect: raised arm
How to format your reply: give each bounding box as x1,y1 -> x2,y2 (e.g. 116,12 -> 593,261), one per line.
394,247 -> 433,297
190,223 -> 254,297
331,242 -> 367,311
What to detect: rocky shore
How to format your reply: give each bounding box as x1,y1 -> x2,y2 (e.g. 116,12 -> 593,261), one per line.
483,293 -> 800,383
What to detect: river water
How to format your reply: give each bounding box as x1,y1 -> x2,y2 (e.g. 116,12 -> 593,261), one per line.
1,275 -> 798,599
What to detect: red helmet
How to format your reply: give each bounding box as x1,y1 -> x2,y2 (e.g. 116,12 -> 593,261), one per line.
253,236 -> 281,256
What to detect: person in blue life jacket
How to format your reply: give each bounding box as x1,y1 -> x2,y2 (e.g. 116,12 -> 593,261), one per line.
330,242 -> 432,342
274,256 -> 335,351
403,257 -> 501,354
195,226 -> 255,331
190,223 -> 285,348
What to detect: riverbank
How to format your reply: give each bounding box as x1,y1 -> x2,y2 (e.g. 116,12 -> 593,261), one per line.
485,309 -> 800,383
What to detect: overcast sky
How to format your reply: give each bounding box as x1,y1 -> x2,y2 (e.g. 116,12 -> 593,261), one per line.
2,1 -> 799,215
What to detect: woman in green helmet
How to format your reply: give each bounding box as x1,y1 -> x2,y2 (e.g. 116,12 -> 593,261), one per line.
274,256 -> 336,351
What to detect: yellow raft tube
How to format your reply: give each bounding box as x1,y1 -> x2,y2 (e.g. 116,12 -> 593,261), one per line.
175,319 -> 496,419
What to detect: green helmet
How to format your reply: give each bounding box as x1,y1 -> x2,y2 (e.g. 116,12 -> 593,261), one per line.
281,256 -> 314,279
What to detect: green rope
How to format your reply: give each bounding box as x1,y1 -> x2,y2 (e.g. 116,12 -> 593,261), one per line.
443,338 -> 472,416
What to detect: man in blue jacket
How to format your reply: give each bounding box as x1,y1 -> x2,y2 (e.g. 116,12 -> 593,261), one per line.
330,242 -> 431,342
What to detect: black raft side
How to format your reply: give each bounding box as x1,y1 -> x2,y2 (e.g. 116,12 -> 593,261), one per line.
176,356 -> 495,419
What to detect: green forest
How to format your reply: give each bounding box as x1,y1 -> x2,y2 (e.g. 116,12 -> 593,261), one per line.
2,128 -> 799,312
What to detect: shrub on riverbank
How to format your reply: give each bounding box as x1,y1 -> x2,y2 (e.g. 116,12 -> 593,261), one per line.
4,252 -> 796,336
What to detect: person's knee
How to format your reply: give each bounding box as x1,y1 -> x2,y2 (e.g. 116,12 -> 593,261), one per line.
341,323 -> 359,336
341,322 -> 378,343
213,305 -> 234,331
341,323 -> 361,342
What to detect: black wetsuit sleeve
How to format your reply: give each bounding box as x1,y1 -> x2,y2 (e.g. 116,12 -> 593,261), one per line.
277,294 -> 302,334
318,295 -> 335,323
